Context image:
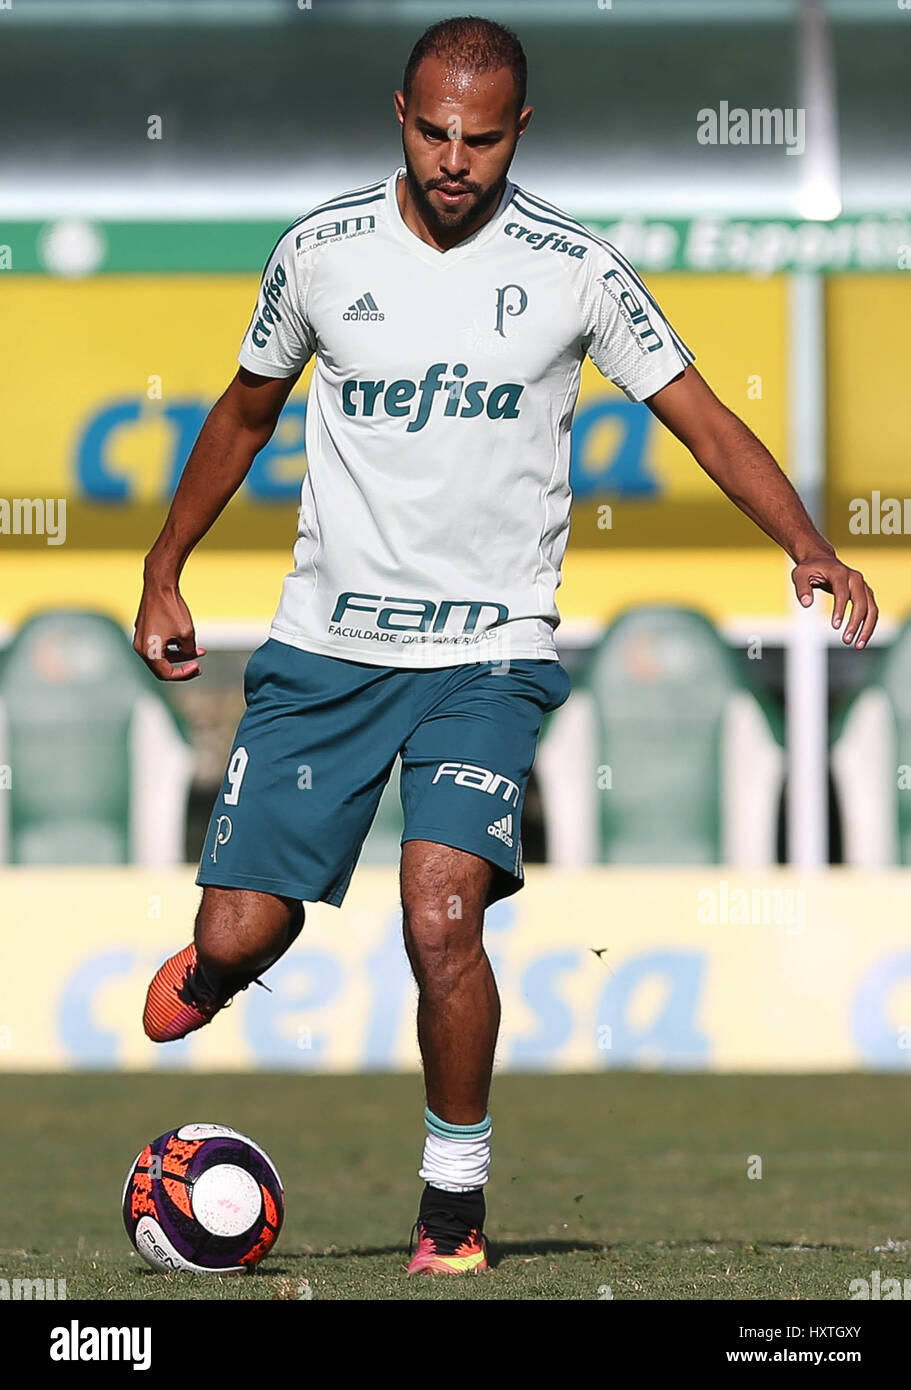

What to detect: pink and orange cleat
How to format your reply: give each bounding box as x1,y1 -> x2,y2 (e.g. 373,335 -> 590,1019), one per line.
407,1223 -> 489,1276
143,943 -> 255,1043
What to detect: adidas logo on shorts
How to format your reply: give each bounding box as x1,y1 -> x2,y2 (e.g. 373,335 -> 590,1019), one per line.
487,813 -> 514,848
343,291 -> 384,321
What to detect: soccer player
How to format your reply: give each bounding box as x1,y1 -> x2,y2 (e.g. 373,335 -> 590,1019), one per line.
134,16 -> 877,1276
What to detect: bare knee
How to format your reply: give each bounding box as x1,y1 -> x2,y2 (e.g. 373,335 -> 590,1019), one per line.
403,904 -> 485,993
196,887 -> 304,973
400,842 -> 493,990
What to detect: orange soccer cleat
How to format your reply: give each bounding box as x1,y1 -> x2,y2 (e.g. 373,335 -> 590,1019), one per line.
143,944 -> 261,1043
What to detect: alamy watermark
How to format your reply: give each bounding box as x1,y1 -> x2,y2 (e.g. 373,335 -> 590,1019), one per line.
0,1276 -> 67,1299
697,102 -> 805,156
0,498 -> 66,545
849,1269 -> 911,1299
697,879 -> 806,934
849,492 -> 911,536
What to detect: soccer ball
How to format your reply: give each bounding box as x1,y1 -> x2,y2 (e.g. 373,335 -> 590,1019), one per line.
122,1123 -> 284,1274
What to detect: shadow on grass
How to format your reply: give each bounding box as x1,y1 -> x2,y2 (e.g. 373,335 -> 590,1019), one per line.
269,1237 -> 606,1270
132,1236 -> 862,1283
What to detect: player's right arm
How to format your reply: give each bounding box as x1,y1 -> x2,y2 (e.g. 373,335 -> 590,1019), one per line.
134,366 -> 301,681
135,224 -> 314,681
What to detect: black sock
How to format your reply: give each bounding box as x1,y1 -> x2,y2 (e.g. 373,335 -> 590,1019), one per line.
193,956 -> 227,1002
419,1183 -> 486,1240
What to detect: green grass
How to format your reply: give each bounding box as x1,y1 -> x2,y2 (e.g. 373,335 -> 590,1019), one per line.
1,1073 -> 909,1300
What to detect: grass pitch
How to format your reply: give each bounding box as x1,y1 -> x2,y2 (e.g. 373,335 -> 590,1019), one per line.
1,1073 -> 909,1301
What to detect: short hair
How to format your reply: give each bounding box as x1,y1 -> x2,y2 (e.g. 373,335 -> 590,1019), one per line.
402,15 -> 527,116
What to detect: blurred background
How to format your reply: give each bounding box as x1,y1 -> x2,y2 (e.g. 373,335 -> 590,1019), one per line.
2,0 -> 911,1078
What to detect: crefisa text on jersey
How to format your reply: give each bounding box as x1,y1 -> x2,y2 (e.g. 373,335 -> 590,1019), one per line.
341,363 -> 523,431
250,262 -> 288,348
504,223 -> 588,257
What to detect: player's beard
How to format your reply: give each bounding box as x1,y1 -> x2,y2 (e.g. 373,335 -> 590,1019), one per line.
402,149 -> 506,238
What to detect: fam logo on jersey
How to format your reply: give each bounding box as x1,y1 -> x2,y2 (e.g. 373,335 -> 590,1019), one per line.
600,269 -> 664,354
250,262 -> 288,348
341,363 -> 524,432
330,592 -> 509,638
504,223 -> 588,258
295,214 -> 377,253
343,291 -> 384,322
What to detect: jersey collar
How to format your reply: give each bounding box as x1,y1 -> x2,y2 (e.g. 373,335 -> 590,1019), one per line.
385,166 -> 514,269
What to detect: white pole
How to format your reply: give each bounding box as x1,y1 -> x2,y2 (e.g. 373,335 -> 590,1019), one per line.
796,0 -> 843,222
785,0 -> 841,866
786,271 -> 828,867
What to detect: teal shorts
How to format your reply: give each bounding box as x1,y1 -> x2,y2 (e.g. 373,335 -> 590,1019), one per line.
196,638 -> 571,907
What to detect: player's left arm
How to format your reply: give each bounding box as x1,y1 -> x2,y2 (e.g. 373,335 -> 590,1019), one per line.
645,364 -> 878,649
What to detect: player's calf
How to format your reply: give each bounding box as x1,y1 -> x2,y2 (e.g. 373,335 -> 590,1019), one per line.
143,888 -> 304,1043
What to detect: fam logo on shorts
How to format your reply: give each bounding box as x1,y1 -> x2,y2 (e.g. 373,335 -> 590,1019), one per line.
432,761 -> 519,808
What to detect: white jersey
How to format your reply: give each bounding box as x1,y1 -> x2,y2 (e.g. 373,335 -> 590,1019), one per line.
238,167 -> 694,667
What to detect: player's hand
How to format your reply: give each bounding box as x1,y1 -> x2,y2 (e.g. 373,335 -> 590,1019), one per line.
133,578 -> 207,680
791,553 -> 878,649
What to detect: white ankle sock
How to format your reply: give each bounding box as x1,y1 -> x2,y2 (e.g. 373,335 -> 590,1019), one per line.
418,1108 -> 492,1192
